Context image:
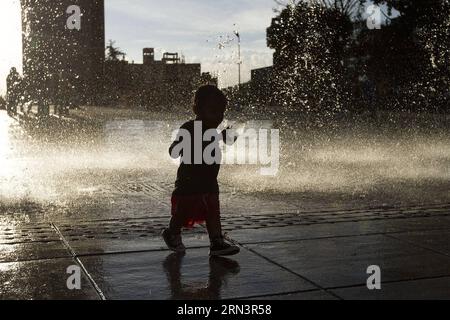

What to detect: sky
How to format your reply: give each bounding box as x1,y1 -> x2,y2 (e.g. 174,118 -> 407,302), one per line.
105,0 -> 278,87
0,0 -> 279,95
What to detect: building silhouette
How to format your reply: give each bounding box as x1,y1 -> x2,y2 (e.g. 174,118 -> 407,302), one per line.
104,48 -> 217,108
19,1 -> 216,111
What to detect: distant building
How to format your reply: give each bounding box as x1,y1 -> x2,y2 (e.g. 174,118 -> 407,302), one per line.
104,48 -> 217,108
19,1 -> 215,110
143,48 -> 155,65
20,0 -> 105,105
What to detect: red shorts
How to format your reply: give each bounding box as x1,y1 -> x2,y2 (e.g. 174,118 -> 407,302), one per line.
171,193 -> 220,228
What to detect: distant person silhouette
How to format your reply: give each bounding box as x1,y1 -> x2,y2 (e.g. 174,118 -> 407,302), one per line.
162,85 -> 240,257
163,253 -> 240,300
6,67 -> 21,115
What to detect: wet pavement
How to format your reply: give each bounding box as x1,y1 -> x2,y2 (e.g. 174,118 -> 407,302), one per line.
1,209 -> 450,300
1,109 -> 450,299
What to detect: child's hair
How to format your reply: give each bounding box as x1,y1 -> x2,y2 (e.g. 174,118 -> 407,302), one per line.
193,85 -> 227,115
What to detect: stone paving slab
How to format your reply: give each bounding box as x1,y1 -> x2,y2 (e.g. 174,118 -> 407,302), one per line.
79,247 -> 317,300
389,229 -> 450,256
331,277 -> 450,300
0,258 -> 99,300
0,241 -> 70,263
53,219 -> 211,255
65,235 -> 211,256
227,217 -> 450,244
1,205 -> 450,299
246,234 -> 450,289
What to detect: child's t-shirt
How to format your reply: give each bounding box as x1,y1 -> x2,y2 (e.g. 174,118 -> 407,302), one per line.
170,120 -> 224,195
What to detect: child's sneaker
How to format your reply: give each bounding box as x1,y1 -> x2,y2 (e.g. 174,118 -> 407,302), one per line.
162,229 -> 186,253
209,237 -> 240,257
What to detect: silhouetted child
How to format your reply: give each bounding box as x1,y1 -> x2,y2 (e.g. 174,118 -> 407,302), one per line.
162,85 -> 240,256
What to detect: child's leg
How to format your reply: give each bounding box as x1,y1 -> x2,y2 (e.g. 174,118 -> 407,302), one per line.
163,196 -> 187,252
205,194 -> 222,241
169,212 -> 186,235
205,195 -> 240,256
169,196 -> 187,235
205,211 -> 222,240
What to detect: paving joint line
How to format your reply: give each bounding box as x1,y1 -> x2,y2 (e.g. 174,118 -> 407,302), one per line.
233,289 -> 328,300
51,222 -> 106,300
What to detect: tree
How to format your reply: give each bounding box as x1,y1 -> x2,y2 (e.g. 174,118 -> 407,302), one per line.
268,0 -> 449,115
368,0 -> 450,112
267,1 -> 354,118
274,0 -> 363,17
106,40 -> 126,62
312,0 -> 363,16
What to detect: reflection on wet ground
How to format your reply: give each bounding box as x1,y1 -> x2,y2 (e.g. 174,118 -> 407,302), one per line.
163,253 -> 240,300
1,108 -> 450,299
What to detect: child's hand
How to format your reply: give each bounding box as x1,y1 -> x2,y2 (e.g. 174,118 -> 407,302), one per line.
221,126 -> 230,139
222,126 -> 238,144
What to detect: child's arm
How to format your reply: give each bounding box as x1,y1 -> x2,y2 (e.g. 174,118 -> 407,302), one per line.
169,126 -> 185,158
169,122 -> 192,158
169,139 -> 182,158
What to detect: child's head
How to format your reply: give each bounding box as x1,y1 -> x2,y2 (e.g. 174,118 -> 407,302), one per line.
193,85 -> 227,128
